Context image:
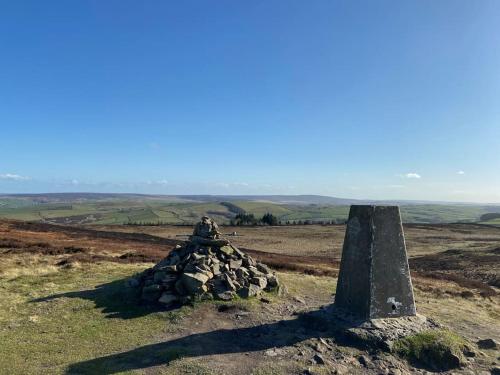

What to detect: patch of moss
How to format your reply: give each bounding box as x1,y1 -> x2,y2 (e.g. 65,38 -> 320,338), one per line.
393,329 -> 468,371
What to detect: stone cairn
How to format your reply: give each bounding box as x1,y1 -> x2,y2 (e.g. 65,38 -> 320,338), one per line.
129,216 -> 279,306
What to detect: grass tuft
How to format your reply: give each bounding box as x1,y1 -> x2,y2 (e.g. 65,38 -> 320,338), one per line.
393,329 -> 467,371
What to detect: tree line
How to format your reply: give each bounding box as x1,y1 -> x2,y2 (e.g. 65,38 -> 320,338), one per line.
230,212 -> 279,226
229,213 -> 344,226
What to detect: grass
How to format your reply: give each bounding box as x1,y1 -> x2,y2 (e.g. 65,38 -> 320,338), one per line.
0,259 -> 195,374
393,329 -> 468,371
0,196 -> 497,225
480,218 -> 500,226
0,253 -> 298,375
0,250 -> 334,375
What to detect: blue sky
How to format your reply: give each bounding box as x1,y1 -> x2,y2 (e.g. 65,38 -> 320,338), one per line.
1,1 -> 499,202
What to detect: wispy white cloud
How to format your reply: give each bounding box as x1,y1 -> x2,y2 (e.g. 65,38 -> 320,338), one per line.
0,173 -> 31,181
400,173 -> 421,179
457,170 -> 465,175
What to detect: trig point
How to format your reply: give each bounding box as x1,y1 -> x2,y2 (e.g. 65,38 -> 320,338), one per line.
335,205 -> 416,320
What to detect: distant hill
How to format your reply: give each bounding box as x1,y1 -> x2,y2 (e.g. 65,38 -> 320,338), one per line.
2,192 -> 495,206
1,192 -> 500,225
181,194 -> 361,205
480,213 -> 500,221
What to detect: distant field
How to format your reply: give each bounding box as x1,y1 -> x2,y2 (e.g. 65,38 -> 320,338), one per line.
0,195 -> 499,225
480,218 -> 500,226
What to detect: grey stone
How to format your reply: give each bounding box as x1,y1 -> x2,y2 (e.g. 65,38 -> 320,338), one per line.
180,272 -> 209,294
191,253 -> 205,261
256,263 -> 271,274
142,284 -> 162,301
126,277 -> 140,288
158,292 -> 179,305
248,266 -> 263,278
335,205 -> 416,319
242,257 -> 256,267
265,274 -> 279,290
161,265 -> 178,273
236,267 -> 249,279
231,245 -> 246,258
251,276 -> 268,289
224,275 -> 237,291
192,216 -> 221,239
154,271 -> 177,284
216,291 -> 234,301
219,245 -> 234,256
189,236 -> 229,247
478,338 -> 498,349
211,263 -> 221,275
174,279 -> 187,295
229,259 -> 242,269
312,354 -> 326,365
153,271 -> 166,283
358,355 -> 370,367
239,284 -> 261,298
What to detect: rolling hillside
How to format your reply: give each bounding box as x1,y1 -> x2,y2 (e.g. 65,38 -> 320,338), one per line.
0,193 -> 499,225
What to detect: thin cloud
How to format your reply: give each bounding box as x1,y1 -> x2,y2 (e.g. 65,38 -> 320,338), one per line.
401,173 -> 421,179
0,173 -> 31,181
457,170 -> 465,175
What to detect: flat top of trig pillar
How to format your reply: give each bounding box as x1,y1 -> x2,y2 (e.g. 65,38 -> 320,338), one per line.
350,204 -> 399,208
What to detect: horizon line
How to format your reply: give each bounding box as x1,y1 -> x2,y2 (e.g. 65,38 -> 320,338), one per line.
1,191 -> 499,206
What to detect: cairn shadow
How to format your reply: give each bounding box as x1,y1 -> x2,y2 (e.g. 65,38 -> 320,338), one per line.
66,304 -> 368,375
31,278 -> 170,319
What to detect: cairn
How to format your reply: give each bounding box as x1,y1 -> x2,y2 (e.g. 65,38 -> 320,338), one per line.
130,216 -> 279,306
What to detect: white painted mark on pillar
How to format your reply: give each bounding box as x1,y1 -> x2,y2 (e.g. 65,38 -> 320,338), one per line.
387,297 -> 402,315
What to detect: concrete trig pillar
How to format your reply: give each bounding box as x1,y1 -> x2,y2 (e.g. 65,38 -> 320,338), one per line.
335,205 -> 416,320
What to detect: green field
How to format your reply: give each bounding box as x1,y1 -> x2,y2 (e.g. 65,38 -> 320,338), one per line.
479,218 -> 500,226
0,195 -> 499,225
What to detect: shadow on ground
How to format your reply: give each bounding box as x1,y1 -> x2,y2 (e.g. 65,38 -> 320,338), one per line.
31,278 -> 169,319
65,304 -> 368,375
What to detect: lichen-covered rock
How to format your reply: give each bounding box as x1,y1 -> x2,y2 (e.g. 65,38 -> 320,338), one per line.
181,272 -> 210,294
130,217 -> 280,306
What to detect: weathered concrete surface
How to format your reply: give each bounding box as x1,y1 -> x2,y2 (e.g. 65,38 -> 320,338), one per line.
335,205 -> 416,319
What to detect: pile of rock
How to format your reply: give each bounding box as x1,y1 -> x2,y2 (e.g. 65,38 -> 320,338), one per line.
129,216 -> 279,306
